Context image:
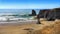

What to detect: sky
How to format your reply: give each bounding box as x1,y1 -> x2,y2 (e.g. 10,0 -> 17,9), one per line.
0,0 -> 60,9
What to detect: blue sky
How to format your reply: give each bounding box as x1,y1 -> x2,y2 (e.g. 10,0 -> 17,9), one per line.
0,0 -> 60,9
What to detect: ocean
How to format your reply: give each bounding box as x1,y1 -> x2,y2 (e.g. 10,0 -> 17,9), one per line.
0,9 -> 40,14
0,9 -> 40,22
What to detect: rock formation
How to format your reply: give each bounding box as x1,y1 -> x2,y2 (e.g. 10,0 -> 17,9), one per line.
38,9 -> 55,21
32,10 -> 36,16
46,8 -> 60,21
38,9 -> 50,18
29,9 -> 36,16
38,8 -> 60,21
53,8 -> 60,19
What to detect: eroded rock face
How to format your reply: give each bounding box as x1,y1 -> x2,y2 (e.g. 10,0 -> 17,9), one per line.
46,8 -> 60,21
38,9 -> 50,18
53,8 -> 60,19
38,8 -> 60,21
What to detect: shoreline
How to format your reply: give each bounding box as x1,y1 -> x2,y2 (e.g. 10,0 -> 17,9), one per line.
0,20 -> 37,26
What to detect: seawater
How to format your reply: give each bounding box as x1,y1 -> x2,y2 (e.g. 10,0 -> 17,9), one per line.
0,9 -> 39,20
0,9 -> 40,14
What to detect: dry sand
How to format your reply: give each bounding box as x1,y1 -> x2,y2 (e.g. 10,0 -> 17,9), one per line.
0,19 -> 60,34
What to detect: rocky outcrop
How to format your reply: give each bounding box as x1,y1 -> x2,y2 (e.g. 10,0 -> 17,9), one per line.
32,10 -> 36,16
38,8 -> 60,21
29,9 -> 36,16
46,8 -> 60,21
38,9 -> 50,18
53,8 -> 60,19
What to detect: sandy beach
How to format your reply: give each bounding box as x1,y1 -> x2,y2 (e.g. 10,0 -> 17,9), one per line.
0,19 -> 60,34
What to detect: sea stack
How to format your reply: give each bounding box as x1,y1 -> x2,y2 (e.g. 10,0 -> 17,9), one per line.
29,9 -> 36,16
32,9 -> 36,16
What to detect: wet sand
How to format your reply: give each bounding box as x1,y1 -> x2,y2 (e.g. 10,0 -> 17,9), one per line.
0,20 -> 37,26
